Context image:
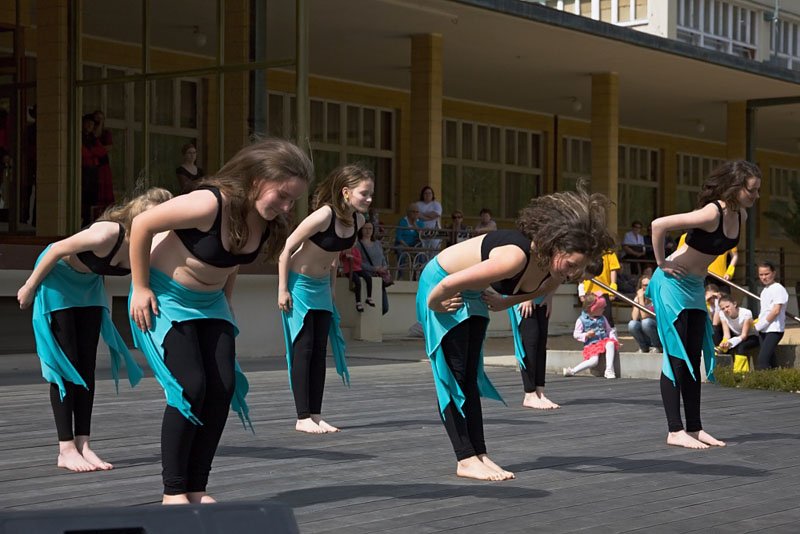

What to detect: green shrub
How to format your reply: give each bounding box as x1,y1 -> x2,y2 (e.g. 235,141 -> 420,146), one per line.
715,366 -> 800,393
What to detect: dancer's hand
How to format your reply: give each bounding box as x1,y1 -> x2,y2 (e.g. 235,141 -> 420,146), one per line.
659,260 -> 687,278
130,287 -> 158,332
430,293 -> 463,313
17,283 -> 35,309
278,290 -> 293,312
481,290 -> 508,312
519,300 -> 534,318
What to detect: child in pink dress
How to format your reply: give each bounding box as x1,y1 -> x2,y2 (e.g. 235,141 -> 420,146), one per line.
564,292 -> 619,379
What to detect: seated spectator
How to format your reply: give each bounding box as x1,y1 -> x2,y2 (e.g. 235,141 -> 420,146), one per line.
474,208 -> 497,235
622,220 -> 646,275
394,203 -> 425,280
445,210 -> 471,247
416,186 -> 442,253
358,221 -> 390,315
627,274 -> 661,353
717,294 -> 759,355
579,250 -> 620,327
367,207 -> 386,242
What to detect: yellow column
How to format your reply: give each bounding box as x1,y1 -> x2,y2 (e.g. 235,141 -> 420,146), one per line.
36,0 -> 70,235
409,34 -> 442,208
726,101 -> 746,160
591,72 -> 619,233
223,0 -> 250,162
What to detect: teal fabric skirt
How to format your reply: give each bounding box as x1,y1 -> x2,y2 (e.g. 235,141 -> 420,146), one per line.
507,296 -> 545,370
646,268 -> 716,383
32,246 -> 142,400
281,271 -> 349,387
129,268 -> 251,429
415,257 -> 504,416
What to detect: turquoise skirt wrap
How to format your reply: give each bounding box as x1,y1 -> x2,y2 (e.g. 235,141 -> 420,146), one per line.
416,257 -> 504,416
129,268 -> 251,429
281,271 -> 349,387
645,268 -> 716,384
507,296 -> 545,370
32,246 -> 142,400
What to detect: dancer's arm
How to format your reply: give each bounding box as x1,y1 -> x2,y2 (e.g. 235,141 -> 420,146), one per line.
129,189 -> 217,331
429,245 -> 526,313
277,206 -> 330,311
651,203 -> 720,277
17,221 -> 119,309
224,268 -> 238,315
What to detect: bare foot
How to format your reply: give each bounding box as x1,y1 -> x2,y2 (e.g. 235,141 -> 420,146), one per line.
57,441 -> 97,472
188,492 -> 217,504
296,418 -> 325,434
162,494 -> 191,505
456,456 -> 506,481
311,414 -> 341,433
522,391 -> 560,410
478,454 -> 515,480
75,437 -> 113,470
666,430 -> 709,449
689,430 -> 726,447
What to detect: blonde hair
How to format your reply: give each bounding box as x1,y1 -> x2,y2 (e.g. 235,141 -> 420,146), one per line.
196,138 -> 313,259
99,187 -> 173,234
312,164 -> 374,227
582,292 -> 599,312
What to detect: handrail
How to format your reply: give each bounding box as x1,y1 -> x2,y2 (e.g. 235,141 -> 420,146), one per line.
589,278 -> 656,317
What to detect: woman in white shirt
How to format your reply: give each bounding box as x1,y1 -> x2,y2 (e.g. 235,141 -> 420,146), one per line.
717,294 -> 759,354
417,186 -> 443,255
755,260 -> 788,369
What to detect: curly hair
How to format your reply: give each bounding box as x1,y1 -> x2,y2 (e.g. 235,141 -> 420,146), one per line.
197,138 -> 313,260
696,160 -> 761,212
99,187 -> 173,235
312,164 -> 374,226
516,182 -> 616,272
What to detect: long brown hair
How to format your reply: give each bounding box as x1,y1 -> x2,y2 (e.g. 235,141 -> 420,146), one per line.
696,160 -> 761,212
312,164 -> 374,226
197,138 -> 313,259
517,181 -> 616,271
99,187 -> 173,235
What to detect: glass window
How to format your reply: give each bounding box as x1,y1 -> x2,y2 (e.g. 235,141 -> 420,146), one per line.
310,100 -> 324,142
346,105 -> 359,146
362,108 -> 376,149
179,81 -> 198,129
328,103 -> 341,144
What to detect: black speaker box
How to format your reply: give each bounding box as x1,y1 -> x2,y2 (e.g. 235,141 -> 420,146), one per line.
0,501 -> 298,534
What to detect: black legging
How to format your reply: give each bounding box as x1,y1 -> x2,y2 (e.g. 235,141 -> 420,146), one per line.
757,331 -> 784,370
161,319 -> 236,495
660,309 -> 706,433
49,306 -> 103,442
350,270 -> 373,302
519,304 -> 549,392
440,316 -> 489,461
291,310 -> 332,419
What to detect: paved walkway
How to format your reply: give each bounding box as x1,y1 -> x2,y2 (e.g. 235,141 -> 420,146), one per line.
1,342 -> 800,532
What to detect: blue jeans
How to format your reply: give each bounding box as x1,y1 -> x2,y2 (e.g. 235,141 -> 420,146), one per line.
628,318 -> 661,351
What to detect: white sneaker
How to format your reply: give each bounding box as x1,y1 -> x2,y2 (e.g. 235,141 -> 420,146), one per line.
649,347 -> 661,354
636,348 -> 646,353
604,370 -> 616,379
562,367 -> 574,377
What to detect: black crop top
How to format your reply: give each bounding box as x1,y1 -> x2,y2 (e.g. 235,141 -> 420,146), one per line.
309,207 -> 358,252
480,230 -> 549,295
685,201 -> 740,256
76,222 -> 131,276
174,186 -> 269,268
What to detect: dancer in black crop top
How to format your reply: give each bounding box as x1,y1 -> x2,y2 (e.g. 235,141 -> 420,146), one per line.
278,164 -> 375,434
649,160 -> 761,451
17,187 -> 172,473
417,185 -> 615,481
129,139 -> 312,504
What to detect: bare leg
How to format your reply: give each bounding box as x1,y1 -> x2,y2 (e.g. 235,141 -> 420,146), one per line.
456,456 -> 506,481
296,418 -> 325,434
666,430 -> 709,449
478,454 -> 515,479
162,494 -> 191,505
689,430 -> 726,447
74,435 -> 113,470
311,414 -> 341,433
522,387 -> 560,410
57,440 -> 97,472
188,491 -> 217,504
